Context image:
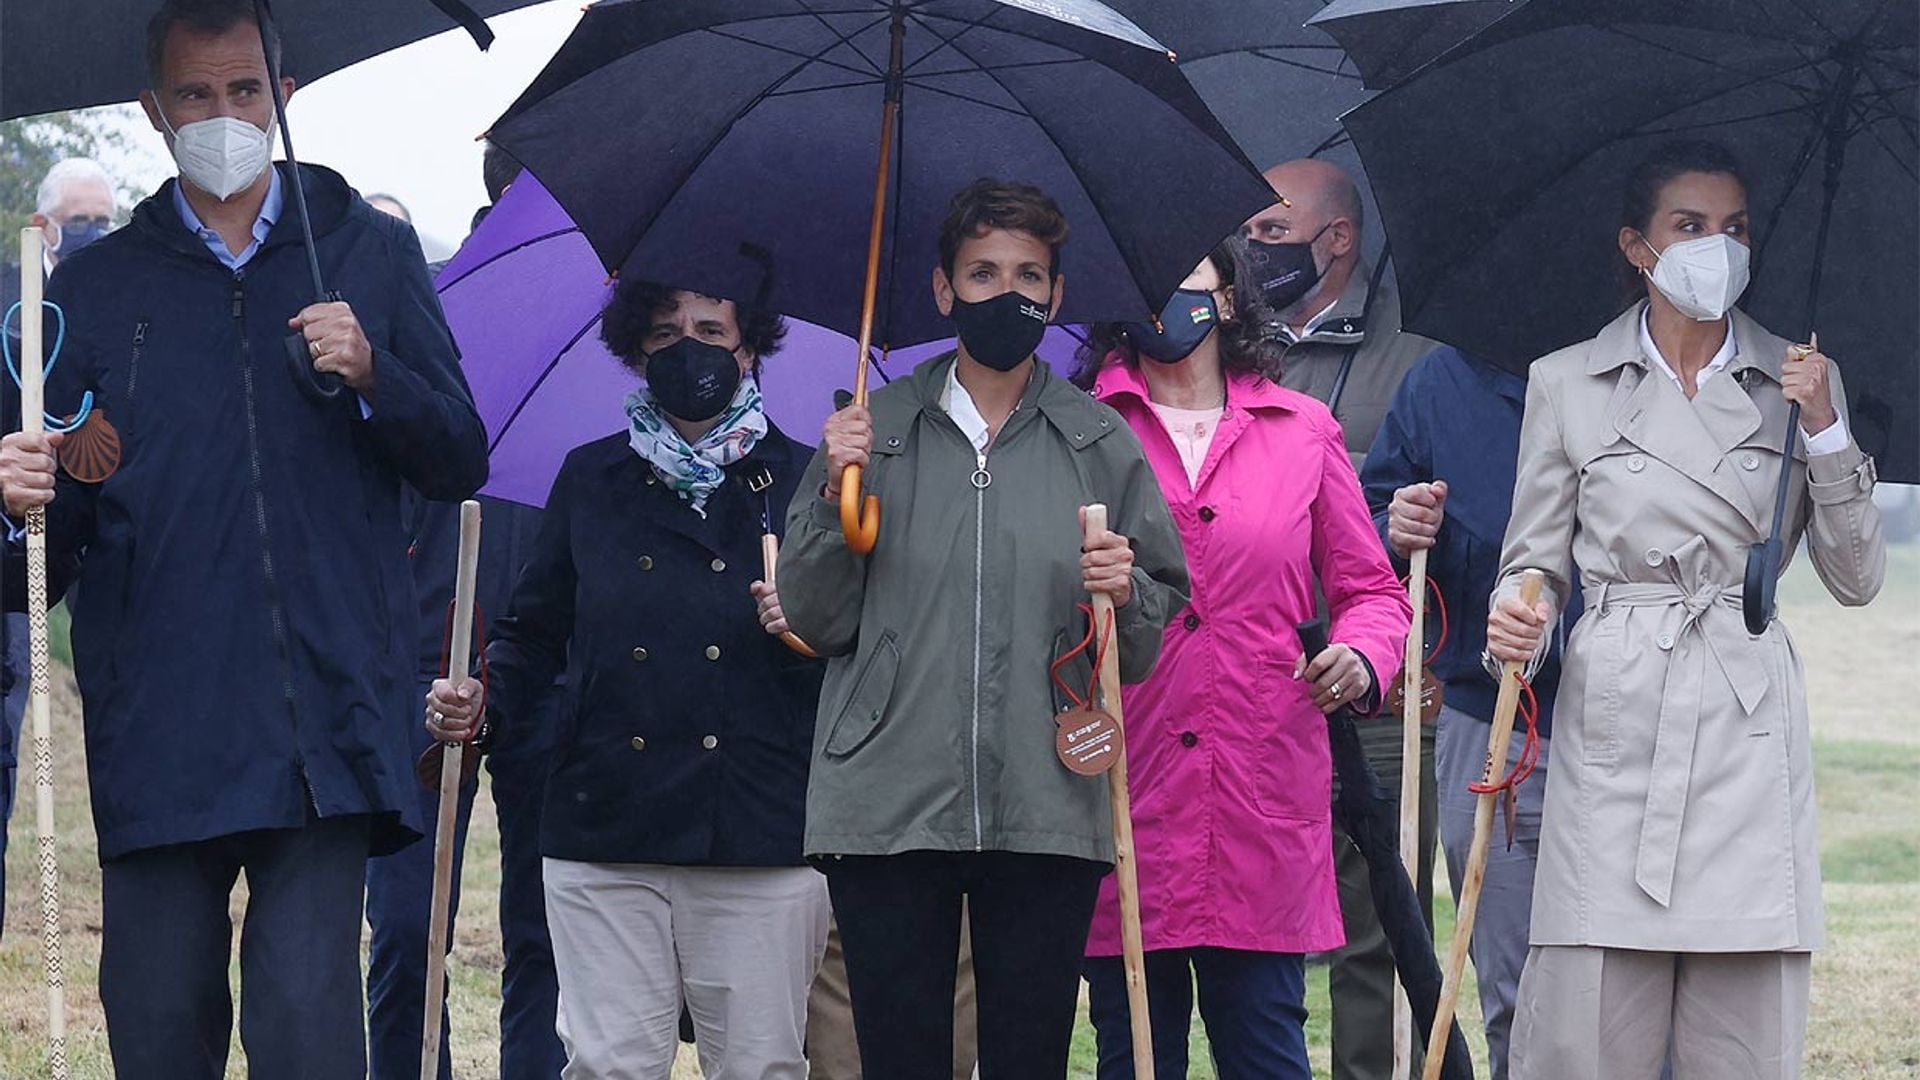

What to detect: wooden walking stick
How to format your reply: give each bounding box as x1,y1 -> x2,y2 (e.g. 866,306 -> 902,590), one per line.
1082,503 -> 1154,1080
1392,547 -> 1429,1080
1423,568 -> 1545,1080
18,229 -> 69,1080
760,532 -> 819,657
421,500 -> 483,1080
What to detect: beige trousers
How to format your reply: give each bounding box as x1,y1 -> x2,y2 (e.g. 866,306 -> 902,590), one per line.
806,909 -> 979,1080
543,860 -> 831,1080
1509,945 -> 1810,1080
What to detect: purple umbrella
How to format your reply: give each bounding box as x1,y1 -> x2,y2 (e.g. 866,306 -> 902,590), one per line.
438,174 -> 1082,508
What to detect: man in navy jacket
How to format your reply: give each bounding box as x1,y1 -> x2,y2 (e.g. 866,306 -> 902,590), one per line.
0,2 -> 486,1075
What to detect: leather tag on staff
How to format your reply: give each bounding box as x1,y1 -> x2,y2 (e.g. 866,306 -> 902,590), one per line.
1387,664 -> 1444,724
1056,706 -> 1121,776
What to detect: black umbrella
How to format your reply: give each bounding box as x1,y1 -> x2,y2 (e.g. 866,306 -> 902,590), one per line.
485,0 -> 1278,552
2,0 -> 551,400
1306,0 -> 1516,89
1299,618 -> 1476,1080
1340,0 -> 1918,485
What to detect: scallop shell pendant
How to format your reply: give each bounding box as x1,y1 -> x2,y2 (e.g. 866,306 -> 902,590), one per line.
60,409 -> 122,483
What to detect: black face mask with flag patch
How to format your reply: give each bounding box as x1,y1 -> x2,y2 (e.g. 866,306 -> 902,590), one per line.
1123,288 -> 1219,363
950,289 -> 1051,371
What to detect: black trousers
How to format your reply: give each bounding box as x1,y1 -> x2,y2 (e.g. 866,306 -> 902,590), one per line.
821,849 -> 1107,1080
99,813 -> 373,1080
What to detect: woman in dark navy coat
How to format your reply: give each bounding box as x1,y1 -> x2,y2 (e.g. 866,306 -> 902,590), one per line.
428,278 -> 827,1079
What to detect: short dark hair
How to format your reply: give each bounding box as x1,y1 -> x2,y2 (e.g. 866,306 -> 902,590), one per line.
146,0 -> 281,87
482,141 -> 523,204
1072,236 -> 1285,388
938,179 -> 1069,279
1618,139 -> 1749,296
600,279 -> 788,377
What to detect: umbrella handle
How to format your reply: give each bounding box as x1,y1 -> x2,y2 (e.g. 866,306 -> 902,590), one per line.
760,532 -> 820,657
839,467 -> 880,554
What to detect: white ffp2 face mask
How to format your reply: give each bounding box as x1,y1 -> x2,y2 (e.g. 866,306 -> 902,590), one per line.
1642,233 -> 1751,322
160,110 -> 275,201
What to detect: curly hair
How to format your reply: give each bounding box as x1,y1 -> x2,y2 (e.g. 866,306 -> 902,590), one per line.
1070,237 -> 1286,389
600,278 -> 788,376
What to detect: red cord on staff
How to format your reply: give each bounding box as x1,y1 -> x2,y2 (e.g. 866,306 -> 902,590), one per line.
1400,572 -> 1451,662
1051,601 -> 1114,711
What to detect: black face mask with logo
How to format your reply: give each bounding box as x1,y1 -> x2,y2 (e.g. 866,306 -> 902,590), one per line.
950,289 -> 1051,371
1246,219 -> 1333,311
1123,288 -> 1220,363
645,337 -> 743,422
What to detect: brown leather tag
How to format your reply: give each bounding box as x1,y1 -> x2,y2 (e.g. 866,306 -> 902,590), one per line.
1387,665 -> 1444,724
60,409 -> 121,483
1055,706 -> 1121,776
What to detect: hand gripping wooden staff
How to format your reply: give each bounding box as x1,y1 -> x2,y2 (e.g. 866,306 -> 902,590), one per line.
1392,546 -> 1429,1080
421,500 -> 482,1080
18,229 -> 69,1079
1083,503 -> 1154,1080
1423,568 -> 1546,1080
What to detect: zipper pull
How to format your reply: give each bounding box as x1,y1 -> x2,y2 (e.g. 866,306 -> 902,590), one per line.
970,448 -> 992,491
231,286 -> 244,319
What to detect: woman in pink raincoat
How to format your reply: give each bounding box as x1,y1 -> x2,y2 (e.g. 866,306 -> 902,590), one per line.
1075,241 -> 1411,1078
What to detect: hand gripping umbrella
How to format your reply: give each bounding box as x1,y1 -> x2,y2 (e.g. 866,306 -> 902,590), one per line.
483,0 -> 1278,555
1300,616 -> 1475,1080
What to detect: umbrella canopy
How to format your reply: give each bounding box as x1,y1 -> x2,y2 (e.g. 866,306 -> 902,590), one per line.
1342,0 -> 1919,481
484,0 -> 1278,348
1307,0 -> 1516,89
0,0 -> 549,120
438,173 -> 1082,507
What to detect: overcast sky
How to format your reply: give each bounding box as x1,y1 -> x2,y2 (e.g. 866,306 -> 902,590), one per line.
99,1 -> 585,259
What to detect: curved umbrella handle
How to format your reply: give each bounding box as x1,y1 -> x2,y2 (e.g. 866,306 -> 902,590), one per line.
761,532 -> 822,657
839,465 -> 880,554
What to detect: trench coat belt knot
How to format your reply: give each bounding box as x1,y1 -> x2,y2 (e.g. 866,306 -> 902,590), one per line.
1583,579 -> 1773,907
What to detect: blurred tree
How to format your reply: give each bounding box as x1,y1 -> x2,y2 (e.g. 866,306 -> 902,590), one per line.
0,109 -> 149,232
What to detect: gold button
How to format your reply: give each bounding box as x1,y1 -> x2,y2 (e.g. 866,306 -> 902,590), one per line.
637,555 -> 654,571
710,558 -> 727,573
630,736 -> 647,751
632,647 -> 649,662
704,645 -> 721,661
701,735 -> 719,750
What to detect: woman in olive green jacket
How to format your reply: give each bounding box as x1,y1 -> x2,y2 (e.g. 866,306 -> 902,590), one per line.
769,180 -> 1188,1079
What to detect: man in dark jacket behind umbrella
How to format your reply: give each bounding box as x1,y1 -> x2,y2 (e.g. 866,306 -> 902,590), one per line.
0,2 -> 487,1076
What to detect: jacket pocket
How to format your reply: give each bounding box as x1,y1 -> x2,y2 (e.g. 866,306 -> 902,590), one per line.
1579,609 -> 1623,767
822,629 -> 900,759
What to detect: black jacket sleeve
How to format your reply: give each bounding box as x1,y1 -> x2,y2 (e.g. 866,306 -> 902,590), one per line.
480,455 -> 577,749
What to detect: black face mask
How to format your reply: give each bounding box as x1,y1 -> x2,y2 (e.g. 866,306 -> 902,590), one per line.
949,289 -> 1051,372
1247,221 -> 1332,311
645,337 -> 743,422
1123,288 -> 1220,363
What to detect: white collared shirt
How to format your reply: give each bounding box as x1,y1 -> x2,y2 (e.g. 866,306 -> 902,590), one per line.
1279,296 -> 1344,345
1638,309 -> 1848,455
941,358 -> 995,455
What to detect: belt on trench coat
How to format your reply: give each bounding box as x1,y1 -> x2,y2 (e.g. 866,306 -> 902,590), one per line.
1583,580 -> 1773,907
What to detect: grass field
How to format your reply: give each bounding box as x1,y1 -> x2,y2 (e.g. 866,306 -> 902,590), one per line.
3,548 -> 1916,1077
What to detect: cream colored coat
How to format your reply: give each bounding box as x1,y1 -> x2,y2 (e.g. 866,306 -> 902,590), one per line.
1496,303 -> 1884,952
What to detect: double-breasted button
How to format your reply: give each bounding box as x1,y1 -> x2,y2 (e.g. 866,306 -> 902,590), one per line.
1627,454 -> 1647,473
1183,613 -> 1202,631
701,735 -> 719,750
637,555 -> 655,571
1644,548 -> 1665,567
1197,506 -> 1217,522
1741,452 -> 1761,471
1657,633 -> 1675,651
710,558 -> 727,573
705,645 -> 722,661
632,647 -> 649,662
630,736 -> 647,752
1180,731 -> 1199,748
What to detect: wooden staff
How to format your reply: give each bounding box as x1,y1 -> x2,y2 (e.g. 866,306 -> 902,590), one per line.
1423,568 -> 1546,1080
1083,503 -> 1153,1080
760,532 -> 818,657
19,229 -> 69,1080
421,500 -> 482,1080
1392,546 -> 1429,1080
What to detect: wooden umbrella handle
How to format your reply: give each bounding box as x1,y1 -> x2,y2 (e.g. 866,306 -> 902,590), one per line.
422,500 -> 483,1080
1423,568 -> 1546,1080
1393,545 -> 1429,1080
1084,504 -> 1154,1080
761,532 -> 819,658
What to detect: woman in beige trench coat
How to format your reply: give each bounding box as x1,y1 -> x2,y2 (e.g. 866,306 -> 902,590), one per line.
1486,140 -> 1886,1080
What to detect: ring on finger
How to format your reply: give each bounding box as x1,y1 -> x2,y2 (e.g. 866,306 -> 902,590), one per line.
1330,682 -> 1344,698
430,710 -> 444,726
309,339 -> 323,359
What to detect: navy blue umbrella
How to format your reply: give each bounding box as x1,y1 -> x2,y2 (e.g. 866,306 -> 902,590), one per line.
486,0 -> 1278,551
1307,0 -> 1516,89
